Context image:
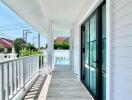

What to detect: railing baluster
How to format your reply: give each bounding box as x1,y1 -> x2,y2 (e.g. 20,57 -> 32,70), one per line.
29,57 -> 31,77
16,60 -> 18,90
11,61 -> 14,97
23,59 -> 25,91
42,55 -> 43,67
0,63 -> 4,100
28,57 -> 29,78
14,61 -> 17,93
18,60 -> 20,89
6,62 -> 9,100
20,59 -> 22,88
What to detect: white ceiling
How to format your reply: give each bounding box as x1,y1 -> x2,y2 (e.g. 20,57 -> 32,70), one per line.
39,0 -> 87,23
2,0 -> 87,36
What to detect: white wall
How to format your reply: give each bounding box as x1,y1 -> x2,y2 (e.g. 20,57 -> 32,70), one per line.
73,0 -> 103,79
111,0 -> 132,99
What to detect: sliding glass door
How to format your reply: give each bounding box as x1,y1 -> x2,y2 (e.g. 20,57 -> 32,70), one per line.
81,1 -> 106,100
82,12 -> 97,97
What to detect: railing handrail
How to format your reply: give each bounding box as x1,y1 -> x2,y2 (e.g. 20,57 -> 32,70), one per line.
0,54 -> 43,64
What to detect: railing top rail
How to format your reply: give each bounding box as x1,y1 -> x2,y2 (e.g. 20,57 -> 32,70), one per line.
0,54 -> 44,64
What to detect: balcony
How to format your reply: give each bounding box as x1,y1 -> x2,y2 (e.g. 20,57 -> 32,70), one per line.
0,53 -> 93,100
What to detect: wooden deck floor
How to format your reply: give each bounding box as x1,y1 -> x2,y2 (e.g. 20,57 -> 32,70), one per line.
46,65 -> 93,100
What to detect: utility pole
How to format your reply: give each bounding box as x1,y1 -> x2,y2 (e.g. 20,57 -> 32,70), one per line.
33,37 -> 37,46
22,29 -> 32,50
22,29 -> 32,43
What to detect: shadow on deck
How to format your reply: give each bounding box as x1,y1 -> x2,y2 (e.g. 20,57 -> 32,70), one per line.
23,71 -> 47,100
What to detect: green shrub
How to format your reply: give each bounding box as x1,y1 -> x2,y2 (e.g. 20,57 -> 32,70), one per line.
21,43 -> 39,56
0,45 -> 4,53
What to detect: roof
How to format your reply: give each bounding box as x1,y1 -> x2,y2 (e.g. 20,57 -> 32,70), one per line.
55,37 -> 69,41
0,38 -> 13,48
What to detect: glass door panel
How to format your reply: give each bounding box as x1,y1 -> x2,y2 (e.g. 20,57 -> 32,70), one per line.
84,64 -> 90,87
85,21 -> 89,42
90,15 -> 96,41
90,42 -> 96,68
102,4 -> 106,39
85,21 -> 90,65
90,67 -> 96,94
102,73 -> 106,100
90,15 -> 97,69
102,3 -> 106,100
85,43 -> 89,64
89,14 -> 97,95
102,39 -> 106,71
84,21 -> 90,87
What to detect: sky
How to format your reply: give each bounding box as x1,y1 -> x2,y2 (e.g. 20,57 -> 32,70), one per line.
0,1 -> 47,48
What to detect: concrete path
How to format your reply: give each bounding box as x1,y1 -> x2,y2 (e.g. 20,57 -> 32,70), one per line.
46,65 -> 93,100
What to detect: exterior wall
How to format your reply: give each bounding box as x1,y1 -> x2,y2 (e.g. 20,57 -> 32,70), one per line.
111,0 -> 132,99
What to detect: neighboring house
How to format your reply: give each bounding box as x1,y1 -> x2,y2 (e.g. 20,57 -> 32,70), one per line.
55,37 -> 65,41
0,38 -> 13,53
55,37 -> 69,41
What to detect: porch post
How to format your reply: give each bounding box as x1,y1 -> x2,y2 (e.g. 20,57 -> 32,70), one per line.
70,29 -> 74,68
47,21 -> 54,70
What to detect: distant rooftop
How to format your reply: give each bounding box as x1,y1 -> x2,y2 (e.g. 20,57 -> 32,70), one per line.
0,38 -> 13,48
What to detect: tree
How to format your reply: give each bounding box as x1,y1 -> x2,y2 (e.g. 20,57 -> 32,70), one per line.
13,38 -> 26,55
26,43 -> 37,51
21,43 -> 38,56
54,39 -> 69,50
62,40 -> 69,49
0,45 -> 4,53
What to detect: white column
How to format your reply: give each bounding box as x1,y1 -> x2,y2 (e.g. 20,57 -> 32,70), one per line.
70,29 -> 74,69
47,21 -> 54,70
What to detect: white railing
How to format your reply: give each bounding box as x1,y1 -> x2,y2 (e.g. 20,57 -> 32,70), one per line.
54,50 -> 70,65
0,53 -> 17,61
0,54 -> 44,100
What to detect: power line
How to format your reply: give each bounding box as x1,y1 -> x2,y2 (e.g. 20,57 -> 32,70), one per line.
0,10 -> 22,27
0,2 -> 35,34
0,31 -> 14,39
0,4 -> 25,27
0,26 -> 31,31
0,23 -> 27,28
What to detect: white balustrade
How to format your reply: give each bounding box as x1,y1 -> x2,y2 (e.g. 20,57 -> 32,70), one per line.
54,50 -> 70,65
0,53 -> 17,61
0,54 -> 44,100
